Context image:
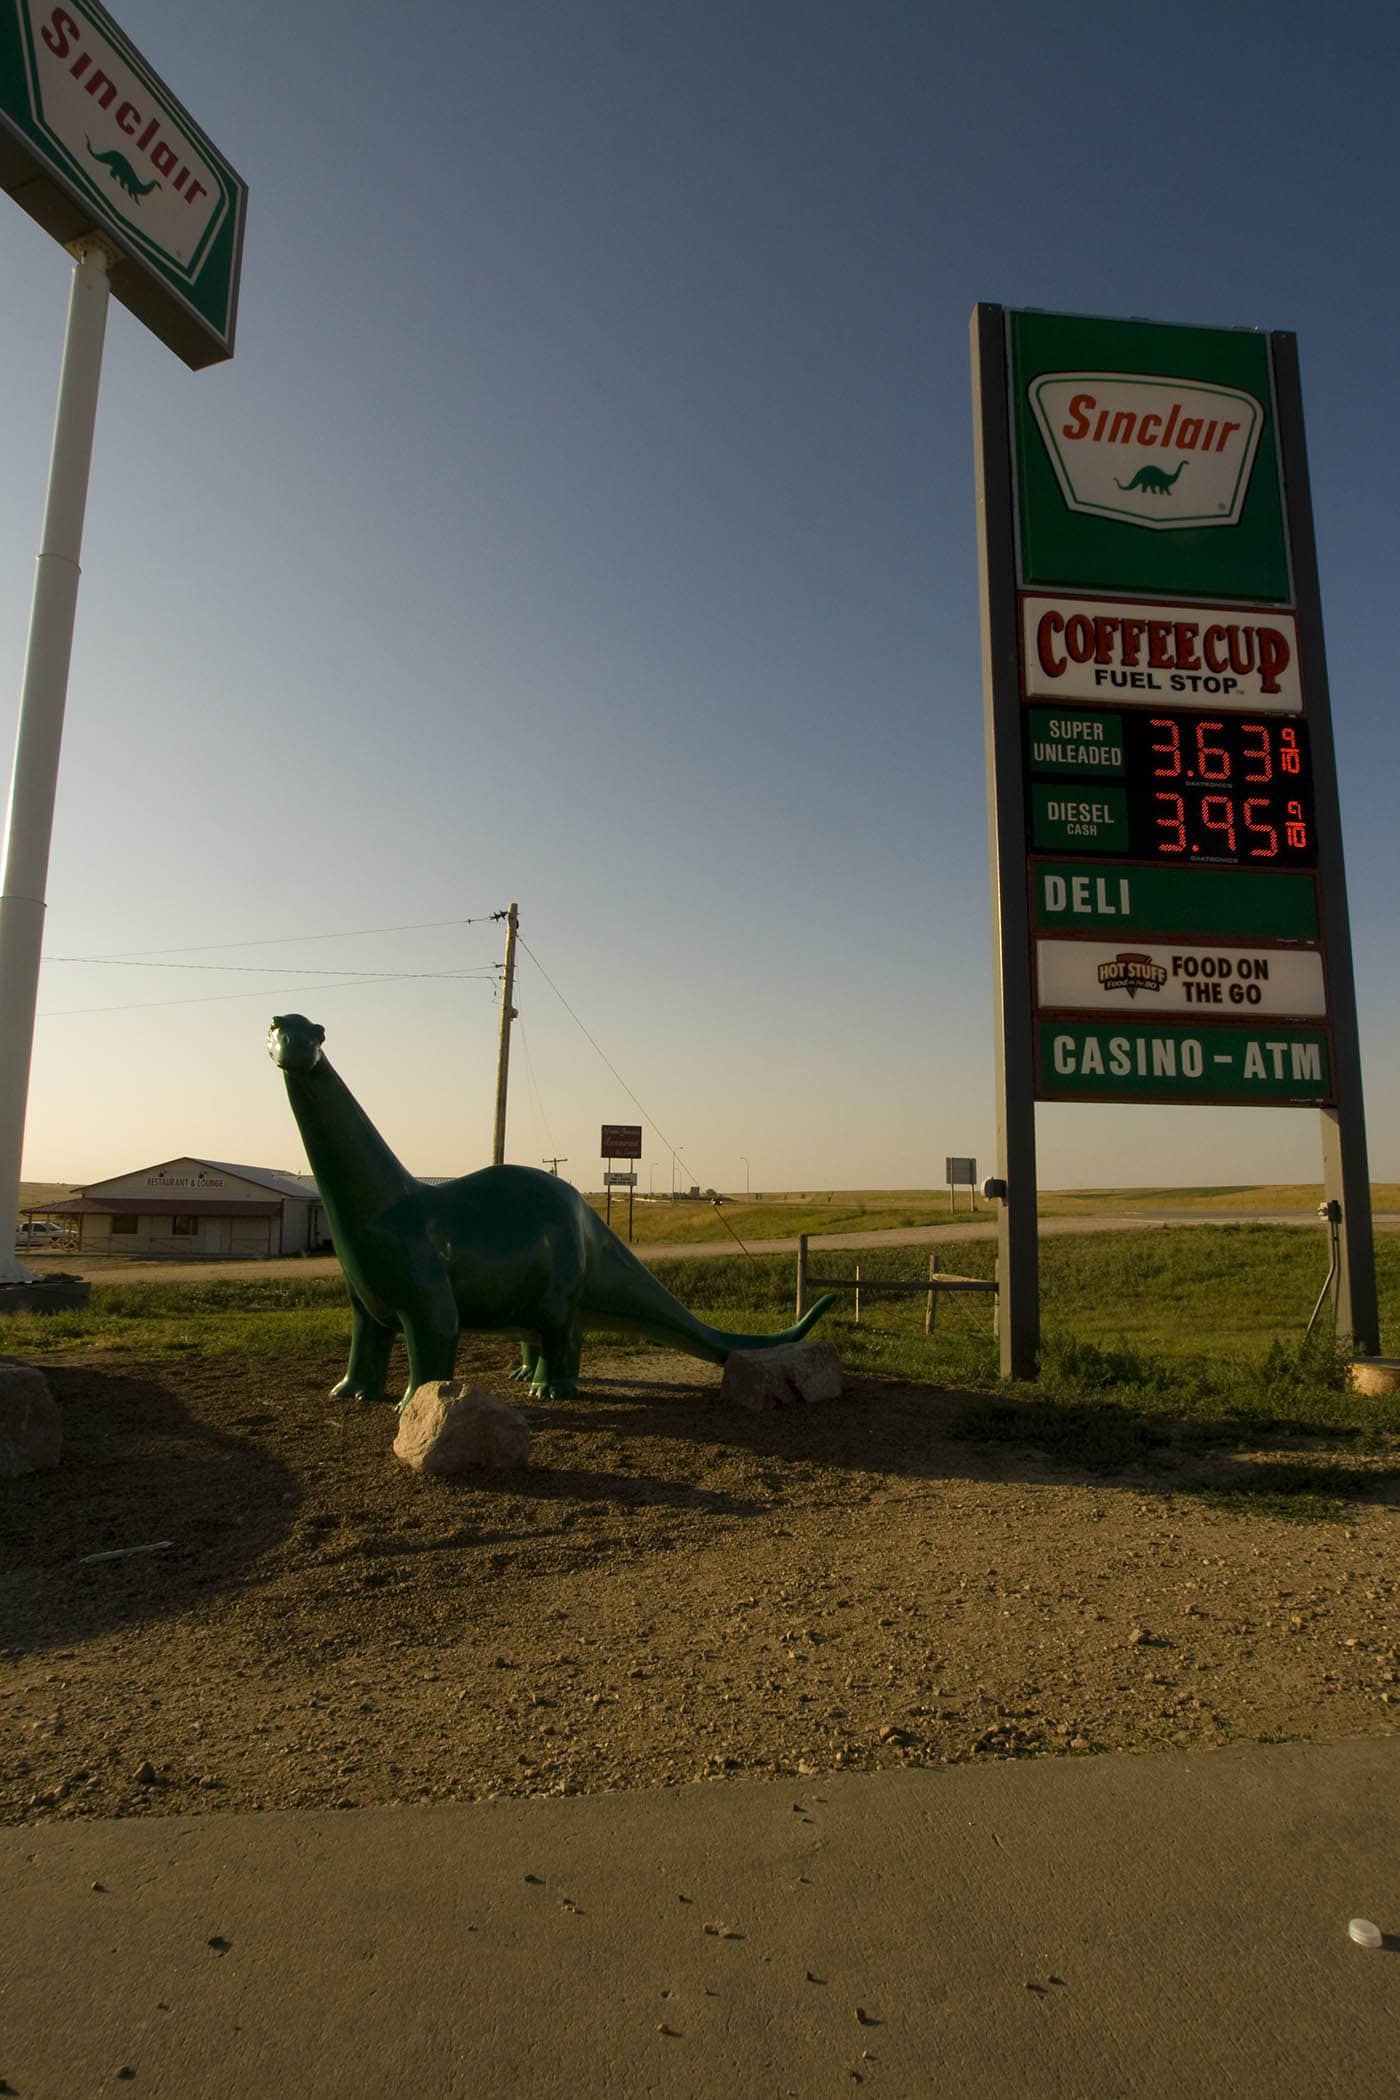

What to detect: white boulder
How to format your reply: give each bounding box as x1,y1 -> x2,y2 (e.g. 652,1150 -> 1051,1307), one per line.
393,1381 -> 530,1475
721,1341 -> 845,1412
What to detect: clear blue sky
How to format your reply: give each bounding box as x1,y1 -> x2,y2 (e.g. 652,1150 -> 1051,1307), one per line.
3,0 -> 1398,1193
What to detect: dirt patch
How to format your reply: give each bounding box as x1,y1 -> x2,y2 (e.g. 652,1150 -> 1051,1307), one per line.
2,1344 -> 1397,1823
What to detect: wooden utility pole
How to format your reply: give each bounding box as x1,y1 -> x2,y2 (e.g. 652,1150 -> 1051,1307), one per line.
491,901 -> 519,1166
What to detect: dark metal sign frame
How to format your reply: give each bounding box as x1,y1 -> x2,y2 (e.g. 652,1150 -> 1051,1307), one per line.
972,303 -> 1377,1376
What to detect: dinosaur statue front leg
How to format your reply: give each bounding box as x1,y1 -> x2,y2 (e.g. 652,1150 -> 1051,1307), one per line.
510,1341 -> 540,1385
395,1273 -> 462,1411
331,1290 -> 396,1403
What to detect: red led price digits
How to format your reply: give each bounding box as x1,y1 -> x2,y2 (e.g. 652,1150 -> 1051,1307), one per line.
1195,721 -> 1230,780
1150,717 -> 1182,778
1200,794 -> 1238,853
1243,798 -> 1279,858
1240,723 -> 1273,783
1154,792 -> 1187,853
1039,709 -> 1314,868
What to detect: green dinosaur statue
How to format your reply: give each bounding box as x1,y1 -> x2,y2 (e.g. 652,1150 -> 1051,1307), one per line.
1115,460 -> 1188,495
85,137 -> 160,201
268,1014 -> 835,1405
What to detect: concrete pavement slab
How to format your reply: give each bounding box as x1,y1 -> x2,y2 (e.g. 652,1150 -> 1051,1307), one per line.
1,1737 -> 1396,2098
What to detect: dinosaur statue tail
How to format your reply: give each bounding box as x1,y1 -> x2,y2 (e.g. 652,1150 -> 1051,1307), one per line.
584,1219 -> 839,1363
672,1292 -> 839,1363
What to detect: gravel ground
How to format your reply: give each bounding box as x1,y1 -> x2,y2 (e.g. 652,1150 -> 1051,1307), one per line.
3,1344 -> 1398,1823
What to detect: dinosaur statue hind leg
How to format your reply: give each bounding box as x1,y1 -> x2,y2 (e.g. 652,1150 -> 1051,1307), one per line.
531,1304 -> 585,1400
331,1289 -> 396,1403
510,1341 -> 539,1385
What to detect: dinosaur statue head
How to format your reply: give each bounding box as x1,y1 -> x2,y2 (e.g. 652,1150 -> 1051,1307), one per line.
268,1014 -> 325,1073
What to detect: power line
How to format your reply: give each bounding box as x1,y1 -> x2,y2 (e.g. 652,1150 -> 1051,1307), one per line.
39,973 -> 499,1019
37,907 -> 512,1018
515,1012 -> 556,1156
516,936 -> 696,1188
46,955 -> 498,980
51,911 -> 509,962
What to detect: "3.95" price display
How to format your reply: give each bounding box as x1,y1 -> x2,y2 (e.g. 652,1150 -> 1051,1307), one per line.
1025,706 -> 1317,868
1126,711 -> 1314,866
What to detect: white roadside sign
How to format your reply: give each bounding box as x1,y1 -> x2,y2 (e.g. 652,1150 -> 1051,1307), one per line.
1035,938 -> 1328,1019
1021,594 -> 1301,713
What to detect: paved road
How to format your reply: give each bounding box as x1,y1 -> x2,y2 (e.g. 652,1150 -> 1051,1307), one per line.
25,1209 -> 1400,1285
3,1739 -> 1396,2098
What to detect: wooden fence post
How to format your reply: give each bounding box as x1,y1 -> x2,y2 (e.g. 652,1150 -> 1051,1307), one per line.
796,1233 -> 808,1319
925,1251 -> 938,1335
854,1263 -> 861,1325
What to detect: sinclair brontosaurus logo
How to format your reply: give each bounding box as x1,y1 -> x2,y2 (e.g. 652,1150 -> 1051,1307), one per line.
1029,373 -> 1264,533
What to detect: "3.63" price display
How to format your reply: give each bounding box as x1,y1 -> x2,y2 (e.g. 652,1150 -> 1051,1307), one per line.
1026,706 -> 1317,867
1125,711 -> 1314,866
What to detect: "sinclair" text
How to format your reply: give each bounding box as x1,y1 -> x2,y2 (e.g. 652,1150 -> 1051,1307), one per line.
40,7 -> 210,207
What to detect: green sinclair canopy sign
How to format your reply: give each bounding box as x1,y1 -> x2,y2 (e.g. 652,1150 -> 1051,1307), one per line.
0,0 -> 245,366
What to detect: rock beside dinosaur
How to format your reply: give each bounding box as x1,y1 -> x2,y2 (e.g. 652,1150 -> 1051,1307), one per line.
721,1341 -> 845,1412
0,1360 -> 62,1477
392,1382 -> 530,1476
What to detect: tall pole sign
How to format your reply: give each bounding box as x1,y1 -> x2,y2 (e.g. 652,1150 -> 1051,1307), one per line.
0,1 -> 245,1285
0,0 -> 246,367
972,305 -> 1378,1376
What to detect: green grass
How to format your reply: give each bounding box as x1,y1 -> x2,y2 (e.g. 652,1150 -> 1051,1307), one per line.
0,1276 -> 356,1358
6,1227 -> 1400,1506
1033,1181 -> 1400,1217
591,1191 -> 988,1246
673,1230 -> 1400,1491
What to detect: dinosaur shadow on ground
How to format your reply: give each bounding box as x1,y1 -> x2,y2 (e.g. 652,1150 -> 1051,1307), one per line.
0,1363 -> 299,1656
496,1357 -> 1400,1524
389,1449 -> 767,1530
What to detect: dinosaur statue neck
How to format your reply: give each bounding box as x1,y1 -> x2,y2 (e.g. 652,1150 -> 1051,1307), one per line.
282,1054 -> 417,1234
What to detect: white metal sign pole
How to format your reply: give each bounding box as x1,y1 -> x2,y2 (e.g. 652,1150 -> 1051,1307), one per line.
0,240 -> 111,1283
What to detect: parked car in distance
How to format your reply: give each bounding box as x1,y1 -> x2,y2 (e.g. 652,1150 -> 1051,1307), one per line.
14,1220 -> 66,1245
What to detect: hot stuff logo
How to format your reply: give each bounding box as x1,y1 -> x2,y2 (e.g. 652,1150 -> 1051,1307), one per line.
1096,951 -> 1168,998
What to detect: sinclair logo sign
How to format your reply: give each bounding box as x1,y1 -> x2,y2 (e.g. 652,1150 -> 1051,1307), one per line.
0,0 -> 246,366
1010,311 -> 1291,603
24,4 -> 229,274
1028,373 -> 1264,532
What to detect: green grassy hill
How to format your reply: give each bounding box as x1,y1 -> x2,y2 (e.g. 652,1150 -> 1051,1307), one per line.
16,1182 -> 75,1213
584,1184 -> 1400,1246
